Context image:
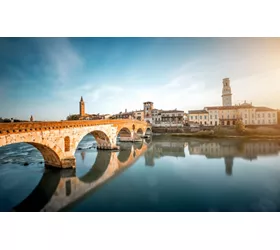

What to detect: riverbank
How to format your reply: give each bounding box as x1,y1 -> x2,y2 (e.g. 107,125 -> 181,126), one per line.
152,126 -> 280,140
169,133 -> 280,139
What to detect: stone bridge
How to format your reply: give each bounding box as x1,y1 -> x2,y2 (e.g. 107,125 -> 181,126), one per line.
12,141 -> 149,212
0,119 -> 152,169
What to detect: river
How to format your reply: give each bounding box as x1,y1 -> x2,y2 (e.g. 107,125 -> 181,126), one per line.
1,135 -> 280,212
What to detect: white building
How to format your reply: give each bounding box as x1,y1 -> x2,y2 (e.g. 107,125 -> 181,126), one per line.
188,78 -> 278,126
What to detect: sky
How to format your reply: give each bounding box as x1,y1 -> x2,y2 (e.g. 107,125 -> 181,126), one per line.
0,37 -> 279,121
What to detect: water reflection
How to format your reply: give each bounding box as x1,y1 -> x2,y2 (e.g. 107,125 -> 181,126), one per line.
1,136 -> 280,212
12,141 -> 148,212
144,137 -> 280,176
187,139 -> 280,176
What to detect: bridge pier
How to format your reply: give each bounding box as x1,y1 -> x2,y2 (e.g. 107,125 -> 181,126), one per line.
60,157 -> 76,169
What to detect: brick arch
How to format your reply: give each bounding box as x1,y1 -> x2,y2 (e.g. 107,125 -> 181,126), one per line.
117,127 -> 132,137
74,129 -> 112,153
145,127 -> 152,135
29,142 -> 62,167
0,138 -> 63,168
136,128 -> 144,135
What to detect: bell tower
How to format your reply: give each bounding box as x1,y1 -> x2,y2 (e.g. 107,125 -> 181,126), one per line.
79,96 -> 85,117
222,78 -> 232,106
143,101 -> 154,123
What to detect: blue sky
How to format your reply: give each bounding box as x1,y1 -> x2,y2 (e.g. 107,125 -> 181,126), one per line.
0,37 -> 279,121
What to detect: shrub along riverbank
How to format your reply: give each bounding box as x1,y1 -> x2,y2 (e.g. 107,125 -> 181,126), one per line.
169,126 -> 280,139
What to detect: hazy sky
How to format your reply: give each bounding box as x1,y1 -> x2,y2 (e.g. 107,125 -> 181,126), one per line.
0,37 -> 279,121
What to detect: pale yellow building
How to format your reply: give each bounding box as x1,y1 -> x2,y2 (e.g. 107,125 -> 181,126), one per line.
188,78 -> 278,126
188,110 -> 209,125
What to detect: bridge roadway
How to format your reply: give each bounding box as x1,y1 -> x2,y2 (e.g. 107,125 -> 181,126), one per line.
0,119 -> 151,169
12,142 -> 149,212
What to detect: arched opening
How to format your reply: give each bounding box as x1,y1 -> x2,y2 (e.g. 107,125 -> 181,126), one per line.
145,127 -> 152,135
75,131 -> 111,179
0,142 -> 64,211
75,130 -> 111,152
64,136 -> 70,152
137,128 -> 144,136
117,127 -> 132,142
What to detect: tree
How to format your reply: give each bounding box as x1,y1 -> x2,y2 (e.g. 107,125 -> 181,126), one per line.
66,114 -> 80,120
235,119 -> 245,133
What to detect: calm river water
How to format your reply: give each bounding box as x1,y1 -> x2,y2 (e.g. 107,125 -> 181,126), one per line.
1,135 -> 280,212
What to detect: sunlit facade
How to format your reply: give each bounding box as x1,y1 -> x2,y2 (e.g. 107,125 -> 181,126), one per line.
188,78 -> 278,126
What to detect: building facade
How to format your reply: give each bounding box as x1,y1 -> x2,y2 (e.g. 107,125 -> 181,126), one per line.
188,78 -> 278,126
151,109 -> 184,127
143,101 -> 154,124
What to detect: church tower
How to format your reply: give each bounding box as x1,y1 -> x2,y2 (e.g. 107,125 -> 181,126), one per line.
79,96 -> 85,117
222,78 -> 232,106
143,101 -> 154,123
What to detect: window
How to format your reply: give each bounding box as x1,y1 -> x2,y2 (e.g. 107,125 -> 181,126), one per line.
233,115 -> 235,119
273,113 -> 276,117
200,116 -> 202,119
227,115 -> 229,119
64,136 -> 70,152
252,114 -> 254,118
210,115 -> 212,119
258,114 -> 260,118
262,113 -> 265,118
258,120 -> 260,124
245,114 -> 247,118
191,116 -> 193,120
274,119 -> 276,123
268,113 -> 271,118
269,120 -> 271,124
215,115 -> 217,119
204,115 -> 207,119
222,115 -> 224,119
245,120 -> 247,124
262,120 -> 265,124
195,116 -> 197,119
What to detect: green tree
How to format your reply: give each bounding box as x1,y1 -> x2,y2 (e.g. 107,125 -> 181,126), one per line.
66,114 -> 80,120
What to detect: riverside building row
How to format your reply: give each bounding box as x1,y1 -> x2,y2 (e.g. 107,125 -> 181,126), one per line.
188,78 -> 278,126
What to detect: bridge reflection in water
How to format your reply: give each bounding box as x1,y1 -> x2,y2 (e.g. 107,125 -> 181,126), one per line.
13,141 -> 149,212
10,136 -> 280,212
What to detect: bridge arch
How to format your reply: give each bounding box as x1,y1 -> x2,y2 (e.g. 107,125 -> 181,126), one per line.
117,127 -> 132,141
137,128 -> 144,135
0,141 -> 63,168
74,129 -> 112,153
145,127 -> 152,135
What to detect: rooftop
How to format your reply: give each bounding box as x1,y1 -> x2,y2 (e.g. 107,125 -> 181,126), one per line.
188,109 -> 209,114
